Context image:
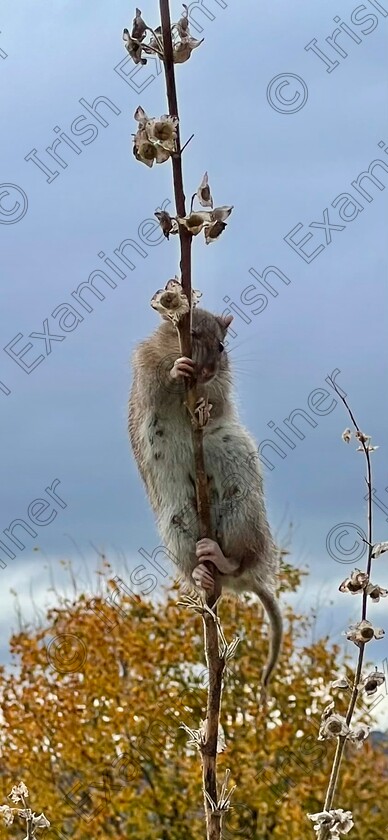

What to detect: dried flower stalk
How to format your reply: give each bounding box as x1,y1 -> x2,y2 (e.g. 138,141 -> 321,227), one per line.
0,782 -> 50,839
155,3 -> 226,837
312,383 -> 386,840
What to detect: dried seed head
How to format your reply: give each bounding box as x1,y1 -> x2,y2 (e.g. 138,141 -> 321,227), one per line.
171,4 -> 203,62
346,619 -> 385,646
132,8 -> 147,41
133,130 -> 157,167
176,3 -> 190,37
349,723 -> 370,749
371,540 -> 388,558
177,211 -> 213,235
133,110 -> 178,165
173,35 -> 203,63
308,809 -> 354,836
123,29 -> 147,64
211,205 -> 233,222
354,430 -> 379,452
318,713 -> 349,740
365,582 -> 388,602
134,105 -> 148,126
0,806 -> 14,826
8,783 -> 29,804
362,668 -> 385,696
197,172 -> 213,208
154,211 -> 178,239
146,115 -> 178,151
150,279 -> 201,323
33,813 -> 50,828
151,287 -> 189,322
339,569 -> 369,595
321,700 -> 335,721
331,676 -> 350,690
154,145 -> 170,164
204,220 -> 227,244
355,430 -> 370,443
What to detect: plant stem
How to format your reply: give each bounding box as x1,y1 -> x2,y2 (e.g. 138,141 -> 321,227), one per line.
318,385 -> 374,838
159,0 -> 211,539
158,3 -> 225,837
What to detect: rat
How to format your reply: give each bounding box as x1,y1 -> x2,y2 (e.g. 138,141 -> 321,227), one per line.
128,306 -> 282,691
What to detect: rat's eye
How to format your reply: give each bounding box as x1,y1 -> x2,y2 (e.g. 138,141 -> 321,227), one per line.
218,341 -> 224,353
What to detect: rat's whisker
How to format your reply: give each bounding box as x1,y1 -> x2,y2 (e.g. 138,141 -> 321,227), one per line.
226,335 -> 260,352
230,357 -> 259,364
233,370 -> 259,380
227,342 -> 254,355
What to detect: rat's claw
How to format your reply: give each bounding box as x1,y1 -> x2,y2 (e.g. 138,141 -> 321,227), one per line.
195,397 -> 212,427
170,356 -> 196,380
192,563 -> 215,592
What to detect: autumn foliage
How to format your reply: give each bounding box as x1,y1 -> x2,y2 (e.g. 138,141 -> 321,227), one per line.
0,559 -> 387,840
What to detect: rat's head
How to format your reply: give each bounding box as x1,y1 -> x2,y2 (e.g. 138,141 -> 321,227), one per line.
190,308 -> 234,384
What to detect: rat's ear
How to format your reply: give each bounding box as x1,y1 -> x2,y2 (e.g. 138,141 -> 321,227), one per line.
216,313 -> 234,333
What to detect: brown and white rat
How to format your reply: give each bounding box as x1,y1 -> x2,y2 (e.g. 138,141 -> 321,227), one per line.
128,307 -> 282,690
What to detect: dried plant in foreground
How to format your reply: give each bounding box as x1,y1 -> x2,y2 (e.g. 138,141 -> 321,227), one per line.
125,3 -> 236,837
0,782 -> 50,839
308,383 -> 387,840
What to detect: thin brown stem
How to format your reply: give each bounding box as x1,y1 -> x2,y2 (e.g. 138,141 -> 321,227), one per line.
158,0 -> 210,540
180,133 -> 195,154
318,383 -> 375,837
158,3 -> 225,838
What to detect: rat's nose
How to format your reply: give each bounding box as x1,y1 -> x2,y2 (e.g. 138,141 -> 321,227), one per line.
201,366 -> 214,381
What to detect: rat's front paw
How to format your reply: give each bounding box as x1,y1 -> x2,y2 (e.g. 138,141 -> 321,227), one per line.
170,356 -> 196,380
192,563 -> 215,592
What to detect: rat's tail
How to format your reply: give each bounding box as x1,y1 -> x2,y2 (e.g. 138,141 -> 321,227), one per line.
251,581 -> 283,703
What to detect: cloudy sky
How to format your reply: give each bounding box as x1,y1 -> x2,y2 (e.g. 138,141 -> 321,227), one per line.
1,0 -> 388,718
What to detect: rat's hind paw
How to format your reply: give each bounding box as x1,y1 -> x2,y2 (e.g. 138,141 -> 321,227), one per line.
192,562 -> 215,592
